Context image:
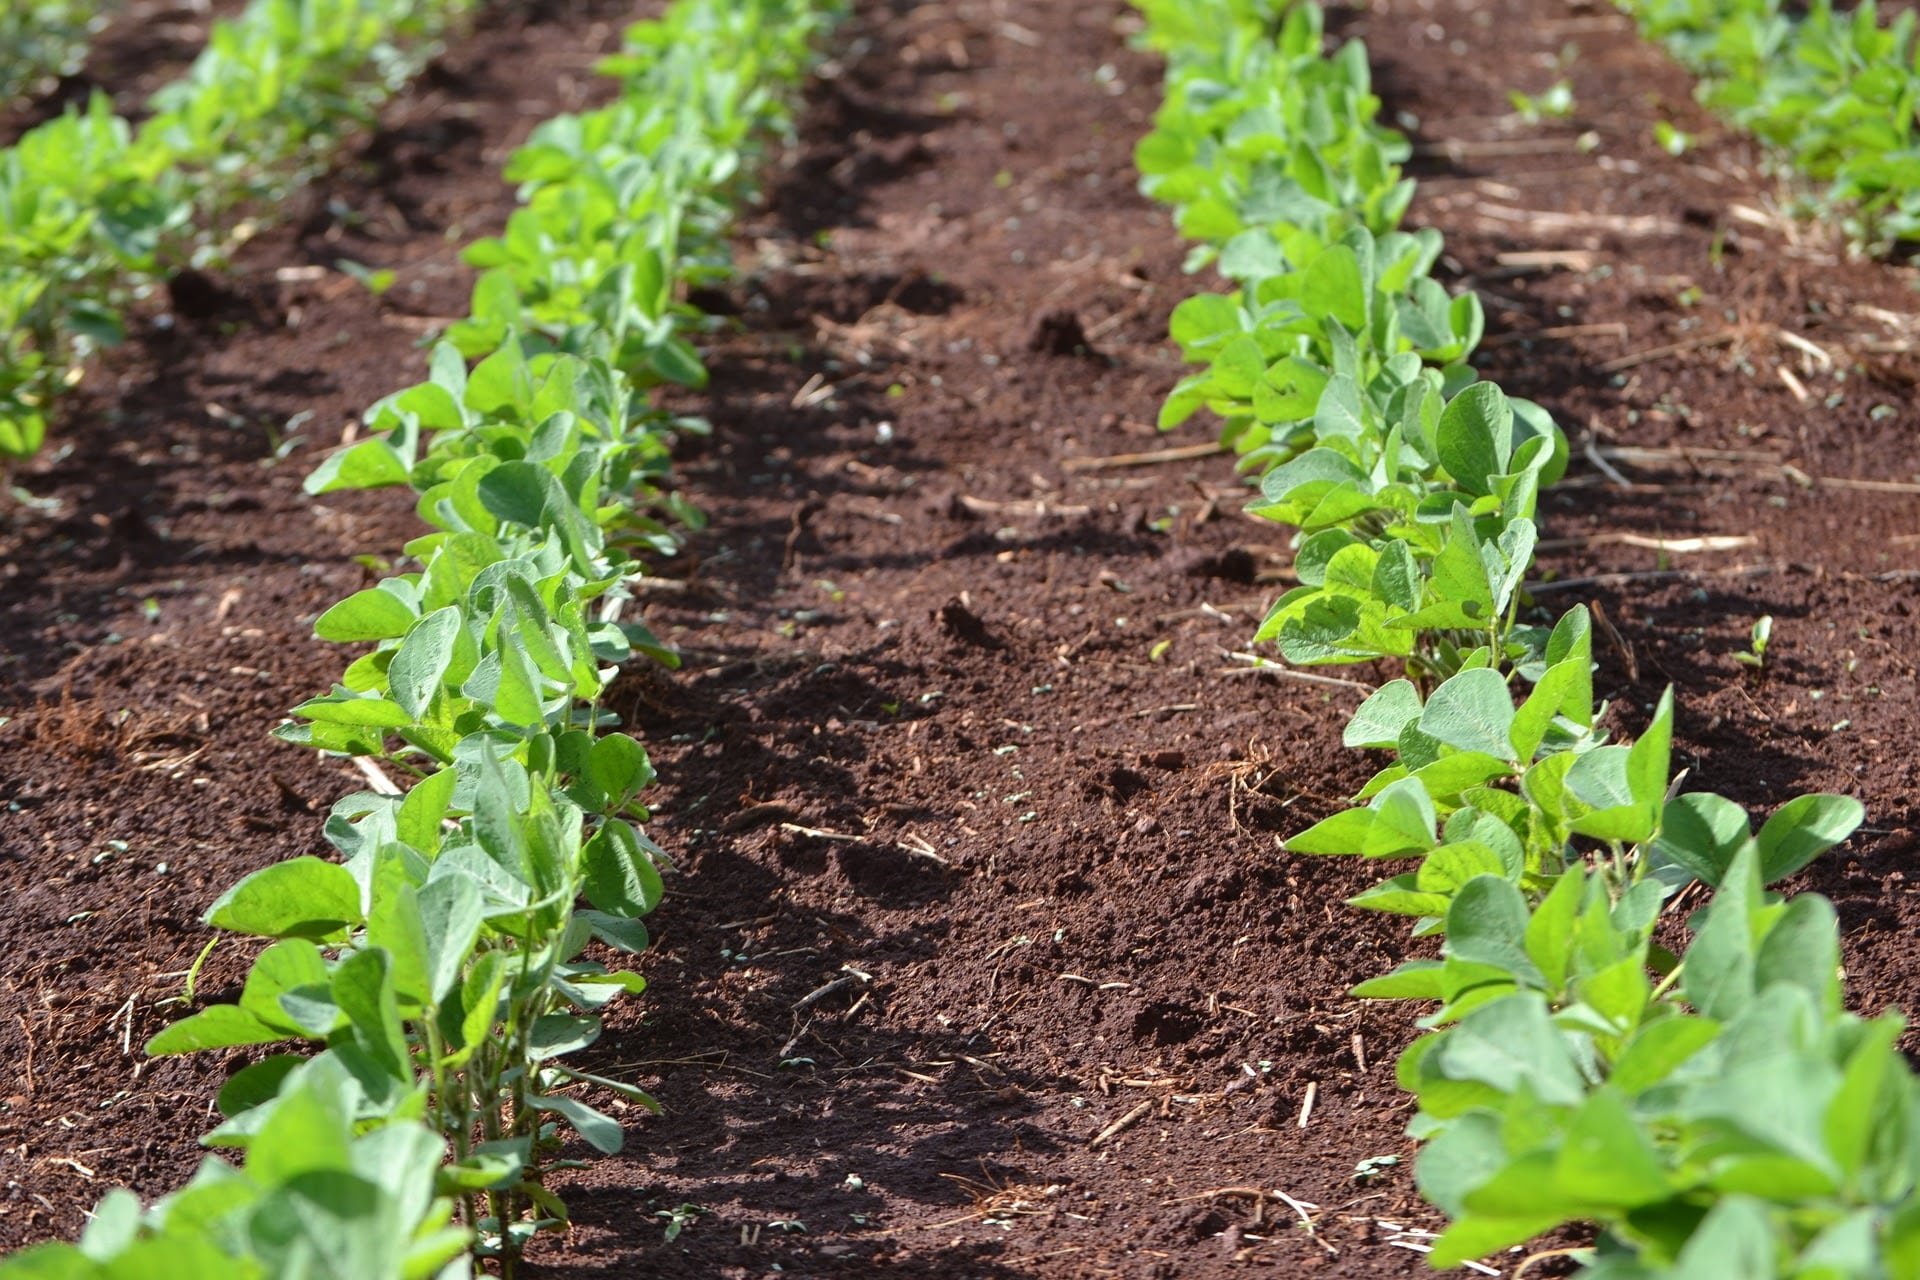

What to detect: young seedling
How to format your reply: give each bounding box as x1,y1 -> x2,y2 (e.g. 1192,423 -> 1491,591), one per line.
1733,613 -> 1773,669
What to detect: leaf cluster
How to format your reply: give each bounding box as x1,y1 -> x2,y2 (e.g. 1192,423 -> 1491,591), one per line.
1623,0 -> 1920,252
1133,2 -> 1891,1273
2,1071 -> 470,1279
4,1 -> 843,1276
1134,0 -> 1493,486
0,1 -> 110,107
0,0 -> 476,463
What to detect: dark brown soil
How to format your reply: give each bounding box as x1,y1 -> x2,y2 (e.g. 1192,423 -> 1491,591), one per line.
1,0 -> 1916,1277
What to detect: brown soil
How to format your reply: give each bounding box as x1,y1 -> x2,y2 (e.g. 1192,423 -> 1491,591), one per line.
1,0 -> 1916,1277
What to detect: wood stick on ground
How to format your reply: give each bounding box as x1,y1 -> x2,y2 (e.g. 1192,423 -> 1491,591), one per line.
1529,562 -> 1780,595
1583,433 -> 1634,489
351,756 -> 403,796
778,822 -> 861,842
1297,1080 -> 1318,1128
1599,330 -> 1735,372
1536,532 -> 1756,554
1475,203 -> 1685,237
1493,248 -> 1599,272
956,494 -> 1091,518
1596,443 -> 1784,465
1217,653 -> 1375,694
1090,1100 -> 1154,1148
1061,441 -> 1226,472
1483,321 -> 1627,347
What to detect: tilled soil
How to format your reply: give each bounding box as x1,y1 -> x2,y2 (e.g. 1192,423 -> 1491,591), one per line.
1,0 -> 1916,1277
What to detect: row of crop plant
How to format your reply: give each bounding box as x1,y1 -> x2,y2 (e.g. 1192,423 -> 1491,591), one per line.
1622,0 -> 1920,254
0,0 -> 114,106
0,0 -> 477,470
1132,2 -> 1911,1274
0,1 -> 843,1277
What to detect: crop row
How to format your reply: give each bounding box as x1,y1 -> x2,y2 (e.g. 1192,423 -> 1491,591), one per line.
0,1 -> 841,1277
0,0 -> 111,106
1133,1 -> 1911,1274
1622,0 -> 1920,254
0,0 -> 475,469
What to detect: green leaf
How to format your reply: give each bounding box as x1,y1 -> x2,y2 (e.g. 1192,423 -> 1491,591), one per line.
388,607 -> 462,721
1364,778 -> 1437,858
527,1014 -> 601,1061
396,768 -> 457,856
1432,991 -> 1587,1106
248,1075 -> 352,1188
1523,869 -> 1583,991
1445,876 -> 1543,987
582,819 -> 664,918
1417,842 -> 1511,896
476,461 -> 555,528
1351,959 -> 1445,1000
1301,243 -> 1366,332
1608,1015 -> 1723,1094
1543,1091 -> 1670,1207
1413,1110 -> 1506,1216
238,940 -> 331,1034
1652,792 -> 1753,888
1755,794 -> 1864,883
216,1054 -> 304,1119
1435,382 -> 1513,497
535,1093 -> 624,1154
580,910 -> 650,954
331,949 -> 413,1084
314,587 -> 420,643
1419,667 -> 1517,760
587,734 -> 655,810
1822,1014 -> 1905,1184
1626,687 -> 1675,813
1427,506 -> 1495,618
1509,652 -> 1591,763
1344,680 -> 1423,750
1285,807 -> 1374,856
305,437 -> 413,495
1753,893 -> 1842,1014
206,858 -> 363,939
145,1004 -> 289,1056
418,873 -> 484,1004
1683,845 -> 1763,1020
1348,873 -> 1449,917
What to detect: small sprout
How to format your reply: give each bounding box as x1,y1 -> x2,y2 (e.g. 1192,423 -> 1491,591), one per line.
1733,615 -> 1772,669
767,1219 -> 807,1234
141,597 -> 161,623
842,1173 -> 865,1190
1149,639 -> 1173,662
655,1203 -> 707,1242
335,259 -> 396,297
1354,1155 -> 1401,1182
778,1057 -> 815,1069
1654,121 -> 1691,156
1508,80 -> 1574,123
